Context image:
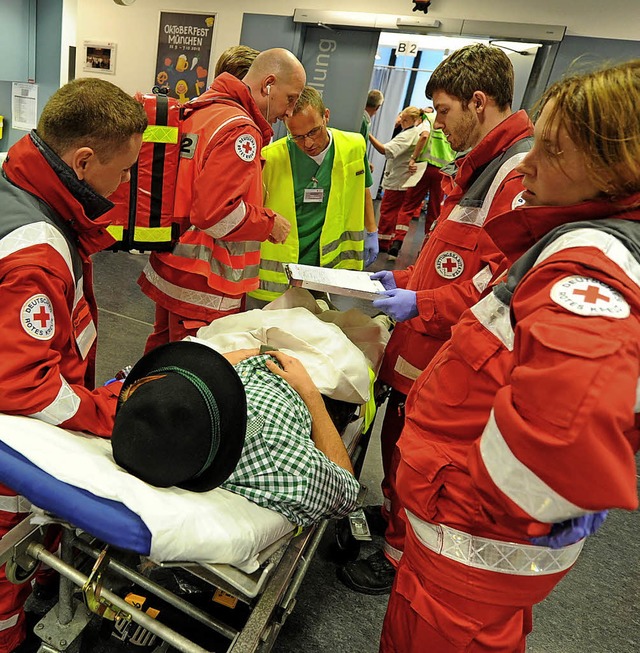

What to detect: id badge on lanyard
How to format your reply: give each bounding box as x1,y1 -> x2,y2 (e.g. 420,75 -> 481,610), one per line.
303,176 -> 324,203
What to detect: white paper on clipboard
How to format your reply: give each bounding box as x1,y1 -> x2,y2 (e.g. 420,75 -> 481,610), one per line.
402,160 -> 428,189
11,83 -> 38,132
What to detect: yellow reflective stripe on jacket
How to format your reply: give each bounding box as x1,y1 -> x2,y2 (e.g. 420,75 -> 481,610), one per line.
142,124 -> 179,145
251,129 -> 366,302
107,225 -> 174,244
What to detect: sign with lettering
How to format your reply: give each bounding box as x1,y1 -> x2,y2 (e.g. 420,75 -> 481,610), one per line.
300,27 -> 379,132
397,42 -> 418,56
154,12 -> 215,102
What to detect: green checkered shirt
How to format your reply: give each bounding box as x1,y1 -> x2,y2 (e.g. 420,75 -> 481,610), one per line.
222,355 -> 360,527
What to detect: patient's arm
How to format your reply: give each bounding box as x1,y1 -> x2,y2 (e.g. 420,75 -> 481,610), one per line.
265,351 -> 355,475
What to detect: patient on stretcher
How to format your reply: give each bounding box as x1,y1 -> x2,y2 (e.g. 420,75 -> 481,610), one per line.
0,295 -> 387,569
112,339 -> 361,528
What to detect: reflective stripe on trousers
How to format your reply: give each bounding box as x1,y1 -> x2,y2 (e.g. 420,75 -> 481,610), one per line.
0,496 -> 31,513
405,510 -> 584,576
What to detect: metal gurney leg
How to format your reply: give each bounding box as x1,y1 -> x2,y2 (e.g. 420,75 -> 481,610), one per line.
0,520 -> 239,652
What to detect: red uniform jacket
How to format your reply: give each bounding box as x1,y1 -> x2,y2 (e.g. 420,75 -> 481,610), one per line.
396,194 -> 640,608
0,133 -> 120,437
380,111 -> 534,394
139,73 -> 278,321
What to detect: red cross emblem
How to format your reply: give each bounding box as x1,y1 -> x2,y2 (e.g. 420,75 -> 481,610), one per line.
32,305 -> 52,328
572,285 -> 610,304
20,294 -> 56,340
435,250 -> 464,279
550,276 -> 629,319
235,134 -> 257,161
441,258 -> 458,273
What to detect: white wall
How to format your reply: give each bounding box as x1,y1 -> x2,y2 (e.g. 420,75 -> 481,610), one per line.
76,0 -> 635,95
60,0 -> 78,85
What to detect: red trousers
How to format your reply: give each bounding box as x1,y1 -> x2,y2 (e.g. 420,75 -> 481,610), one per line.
378,165 -> 445,249
0,486 -> 31,652
378,189 -> 407,251
144,303 -> 242,354
380,390 -> 407,564
416,163 -> 445,234
397,163 -> 445,236
380,557 -> 532,653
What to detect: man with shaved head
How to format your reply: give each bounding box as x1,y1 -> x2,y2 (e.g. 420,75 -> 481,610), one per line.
140,48 -> 306,350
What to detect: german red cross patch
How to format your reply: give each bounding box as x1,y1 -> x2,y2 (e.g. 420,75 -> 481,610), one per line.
21,294 -> 55,340
235,134 -> 257,162
435,251 -> 464,279
550,276 -> 630,319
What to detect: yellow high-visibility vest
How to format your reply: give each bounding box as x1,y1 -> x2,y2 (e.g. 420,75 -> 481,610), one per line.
251,128 -> 367,302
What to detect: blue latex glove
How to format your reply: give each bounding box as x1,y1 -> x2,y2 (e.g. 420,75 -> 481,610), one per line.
364,231 -> 379,267
372,288 -> 418,322
370,270 -> 397,290
530,511 -> 608,549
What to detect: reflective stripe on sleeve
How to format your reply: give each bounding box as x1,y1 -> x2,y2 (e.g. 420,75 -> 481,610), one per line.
28,375 -> 81,426
534,228 -> 640,288
479,409 -> 587,522
394,356 -> 423,382
0,222 -> 75,279
203,201 -> 247,238
447,152 -> 527,227
472,264 -> 493,293
470,291 -> 514,350
0,614 -> 19,632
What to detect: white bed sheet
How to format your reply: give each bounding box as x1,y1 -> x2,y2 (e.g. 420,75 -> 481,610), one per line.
0,414 -> 294,573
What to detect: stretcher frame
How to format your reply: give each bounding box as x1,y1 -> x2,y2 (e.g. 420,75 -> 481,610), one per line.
0,387 -> 386,653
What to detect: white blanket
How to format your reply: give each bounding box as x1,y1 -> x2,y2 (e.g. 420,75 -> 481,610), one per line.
0,414 -> 294,573
194,305 -> 373,404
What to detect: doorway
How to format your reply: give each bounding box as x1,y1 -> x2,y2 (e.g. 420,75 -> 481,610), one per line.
366,32 -> 541,195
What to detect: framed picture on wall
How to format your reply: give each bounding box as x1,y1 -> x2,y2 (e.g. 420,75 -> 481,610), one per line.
83,42 -> 117,75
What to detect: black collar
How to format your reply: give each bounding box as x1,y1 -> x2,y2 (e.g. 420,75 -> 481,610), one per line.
30,131 -> 114,221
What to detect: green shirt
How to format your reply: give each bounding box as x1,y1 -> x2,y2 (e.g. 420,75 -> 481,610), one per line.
287,137 -> 373,266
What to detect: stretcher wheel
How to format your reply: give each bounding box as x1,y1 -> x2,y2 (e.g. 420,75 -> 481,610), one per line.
5,555 -> 39,584
332,517 -> 361,563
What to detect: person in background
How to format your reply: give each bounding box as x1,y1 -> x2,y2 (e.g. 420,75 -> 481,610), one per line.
0,78 -> 147,653
251,86 -> 378,302
214,44 -> 260,80
368,106 -> 426,258
360,88 -> 384,144
397,107 -> 457,249
380,58 -> 640,653
339,44 -> 533,594
138,48 -> 306,351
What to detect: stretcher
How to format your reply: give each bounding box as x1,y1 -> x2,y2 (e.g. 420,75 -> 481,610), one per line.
0,296 -> 390,653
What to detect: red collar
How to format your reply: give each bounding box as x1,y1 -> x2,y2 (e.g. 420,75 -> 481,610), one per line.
487,193 -> 640,263
188,73 -> 274,145
3,134 -> 116,257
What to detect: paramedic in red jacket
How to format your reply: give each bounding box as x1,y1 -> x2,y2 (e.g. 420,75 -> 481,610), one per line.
380,59 -> 640,653
139,48 -> 306,351
0,78 -> 147,653
340,44 -> 533,593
